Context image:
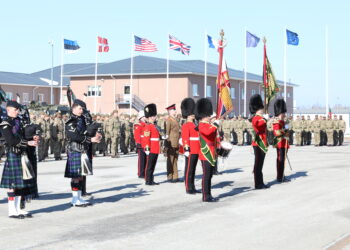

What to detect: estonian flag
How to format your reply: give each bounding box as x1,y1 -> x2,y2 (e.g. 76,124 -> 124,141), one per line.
286,30 -> 299,46
207,35 -> 217,49
64,39 -> 80,52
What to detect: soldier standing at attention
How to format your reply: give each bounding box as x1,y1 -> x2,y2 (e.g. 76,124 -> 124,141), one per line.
124,115 -> 132,154
221,117 -> 232,142
103,115 -> 111,155
338,115 -> 346,146
312,115 -> 321,146
288,116 -> 294,145
143,104 -> 160,185
333,115 -> 340,146
320,116 -> 327,146
294,116 -> 302,146
195,98 -> 219,202
272,99 -> 290,183
52,112 -> 65,160
110,110 -> 121,158
326,115 -> 334,146
165,104 -> 180,183
249,94 -> 269,190
306,115 -> 312,145
236,116 -> 244,146
37,113 -> 50,161
301,115 -> 307,146
134,111 -> 147,178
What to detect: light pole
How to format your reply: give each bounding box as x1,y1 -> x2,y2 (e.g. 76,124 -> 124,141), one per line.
49,40 -> 54,105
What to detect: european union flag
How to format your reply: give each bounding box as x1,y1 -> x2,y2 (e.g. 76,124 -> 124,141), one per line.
64,39 -> 80,50
286,29 -> 299,46
246,31 -> 260,48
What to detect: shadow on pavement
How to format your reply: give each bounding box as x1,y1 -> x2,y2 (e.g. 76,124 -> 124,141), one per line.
217,186 -> 251,199
267,171 -> 308,187
91,189 -> 149,204
220,168 -> 243,175
212,181 -> 235,189
92,183 -> 141,195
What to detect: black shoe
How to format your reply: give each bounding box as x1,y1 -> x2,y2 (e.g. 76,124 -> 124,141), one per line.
138,176 -> 145,179
150,181 -> 159,185
203,197 -> 219,202
282,177 -> 291,182
22,213 -> 33,218
145,182 -> 152,186
82,192 -> 92,197
186,190 -> 196,195
9,215 -> 25,219
194,190 -> 201,193
255,184 -> 270,189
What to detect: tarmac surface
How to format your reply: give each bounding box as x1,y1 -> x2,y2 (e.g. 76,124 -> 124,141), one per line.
0,143 -> 350,250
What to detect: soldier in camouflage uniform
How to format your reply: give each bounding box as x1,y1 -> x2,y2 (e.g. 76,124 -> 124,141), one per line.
37,113 -> 51,161
231,117 -> 238,145
293,115 -> 302,146
221,117 -> 232,142
320,116 -> 327,146
110,110 -> 121,158
236,116 -> 244,146
325,115 -> 334,146
338,115 -> 346,145
123,115 -> 133,154
300,116 -> 307,146
104,115 -> 112,155
305,115 -> 312,145
287,116 -> 294,145
311,115 -> 321,146
52,112 -> 65,160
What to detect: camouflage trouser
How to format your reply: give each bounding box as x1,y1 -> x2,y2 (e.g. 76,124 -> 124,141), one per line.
326,130 -> 333,146
223,132 -> 231,142
111,136 -> 119,156
294,131 -> 302,145
313,130 -> 321,146
39,138 -> 49,161
236,130 -> 244,145
53,139 -> 63,159
124,134 -> 130,152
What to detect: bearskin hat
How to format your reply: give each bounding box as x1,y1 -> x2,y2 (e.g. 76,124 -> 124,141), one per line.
274,98 -> 287,116
180,98 -> 195,118
194,98 -> 213,120
144,103 -> 157,118
249,94 -> 264,114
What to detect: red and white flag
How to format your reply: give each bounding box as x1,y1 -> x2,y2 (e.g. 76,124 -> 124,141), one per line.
98,36 -> 109,52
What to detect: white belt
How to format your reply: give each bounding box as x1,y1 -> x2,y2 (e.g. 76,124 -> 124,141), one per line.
150,138 -> 159,141
189,137 -> 199,141
140,135 -> 144,137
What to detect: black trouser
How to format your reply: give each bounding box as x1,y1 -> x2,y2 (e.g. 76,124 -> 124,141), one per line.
333,131 -> 339,146
301,131 -> 306,146
145,153 -> 158,183
253,146 -> 266,188
184,154 -> 198,192
307,132 -> 312,145
320,131 -> 326,146
137,148 -> 146,178
276,148 -> 286,181
339,131 -> 344,145
201,160 -> 213,201
289,130 -> 294,145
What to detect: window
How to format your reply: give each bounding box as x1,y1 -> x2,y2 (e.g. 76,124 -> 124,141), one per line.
38,93 -> 44,103
287,93 -> 291,98
6,92 -> 13,100
124,85 -> 130,94
192,84 -> 199,97
206,85 -> 212,97
252,89 -> 256,95
230,88 -> 235,99
88,85 -> 102,96
23,93 -> 29,103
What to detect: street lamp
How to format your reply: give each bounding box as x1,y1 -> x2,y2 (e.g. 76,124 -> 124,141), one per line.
48,40 -> 54,105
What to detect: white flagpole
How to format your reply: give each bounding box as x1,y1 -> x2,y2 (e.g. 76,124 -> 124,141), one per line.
166,34 -> 169,107
284,27 -> 287,102
94,36 -> 98,114
244,27 -> 247,117
204,31 -> 207,98
130,33 -> 134,115
325,25 -> 329,115
60,37 -> 64,104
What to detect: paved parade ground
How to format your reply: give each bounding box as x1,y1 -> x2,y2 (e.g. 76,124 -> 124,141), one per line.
0,143 -> 350,250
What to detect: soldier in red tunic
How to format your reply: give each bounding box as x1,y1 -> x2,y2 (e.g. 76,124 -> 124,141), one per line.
249,94 -> 269,189
180,98 -> 200,195
143,104 -> 161,185
134,110 -> 147,178
195,98 -> 219,202
273,99 -> 291,183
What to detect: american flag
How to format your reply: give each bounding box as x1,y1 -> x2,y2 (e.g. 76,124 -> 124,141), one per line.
169,35 -> 190,55
134,36 -> 157,52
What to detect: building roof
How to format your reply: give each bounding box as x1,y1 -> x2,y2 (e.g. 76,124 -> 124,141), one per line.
0,71 -> 53,87
63,56 -> 297,86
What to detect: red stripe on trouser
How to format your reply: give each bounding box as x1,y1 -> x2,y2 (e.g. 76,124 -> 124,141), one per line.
145,155 -> 149,182
201,160 -> 206,201
185,155 -> 191,191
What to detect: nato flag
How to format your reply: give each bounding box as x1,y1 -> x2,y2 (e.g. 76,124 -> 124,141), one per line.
246,31 -> 260,47
286,29 -> 299,45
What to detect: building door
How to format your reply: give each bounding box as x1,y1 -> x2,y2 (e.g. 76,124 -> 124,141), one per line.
124,85 -> 131,103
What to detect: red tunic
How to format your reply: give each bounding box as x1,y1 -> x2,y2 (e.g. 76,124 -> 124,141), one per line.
143,123 -> 161,154
251,115 -> 268,147
134,121 -> 147,148
273,119 -> 290,149
198,121 -> 218,161
181,121 -> 200,154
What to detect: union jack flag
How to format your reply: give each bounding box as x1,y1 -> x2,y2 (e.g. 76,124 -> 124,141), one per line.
169,35 -> 191,55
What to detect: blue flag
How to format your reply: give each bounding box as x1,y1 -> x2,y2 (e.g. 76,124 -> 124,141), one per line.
64,39 -> 80,50
286,29 -> 299,46
246,31 -> 260,48
207,35 -> 216,49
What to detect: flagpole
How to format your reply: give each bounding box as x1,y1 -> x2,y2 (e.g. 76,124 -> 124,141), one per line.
216,29 -> 224,118
325,25 -> 329,116
130,33 -> 134,115
166,34 -> 169,108
263,37 -> 267,114
49,40 -> 54,105
244,27 -> 247,117
60,36 -> 64,104
94,36 -> 98,114
284,27 -> 287,102
204,30 -> 207,98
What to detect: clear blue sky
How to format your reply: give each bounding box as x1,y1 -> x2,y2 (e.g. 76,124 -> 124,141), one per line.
1,0 -> 349,107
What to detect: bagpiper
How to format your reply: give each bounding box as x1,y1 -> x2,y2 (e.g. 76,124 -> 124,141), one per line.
134,110 -> 147,178
273,99 -> 291,183
195,98 -> 219,202
143,104 -> 160,185
64,99 -> 101,207
0,100 -> 38,218
249,94 -> 269,189
180,98 -> 200,194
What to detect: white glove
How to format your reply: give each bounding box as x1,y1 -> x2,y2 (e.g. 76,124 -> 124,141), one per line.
214,120 -> 220,126
285,124 -> 289,130
145,150 -> 150,156
184,151 -> 190,157
162,135 -> 168,140
263,114 -> 269,120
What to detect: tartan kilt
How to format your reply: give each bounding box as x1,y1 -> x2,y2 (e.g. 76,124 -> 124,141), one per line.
21,148 -> 39,199
0,152 -> 31,189
65,151 -> 82,178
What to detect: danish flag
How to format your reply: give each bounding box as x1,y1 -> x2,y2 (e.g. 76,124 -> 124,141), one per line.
98,36 -> 109,52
